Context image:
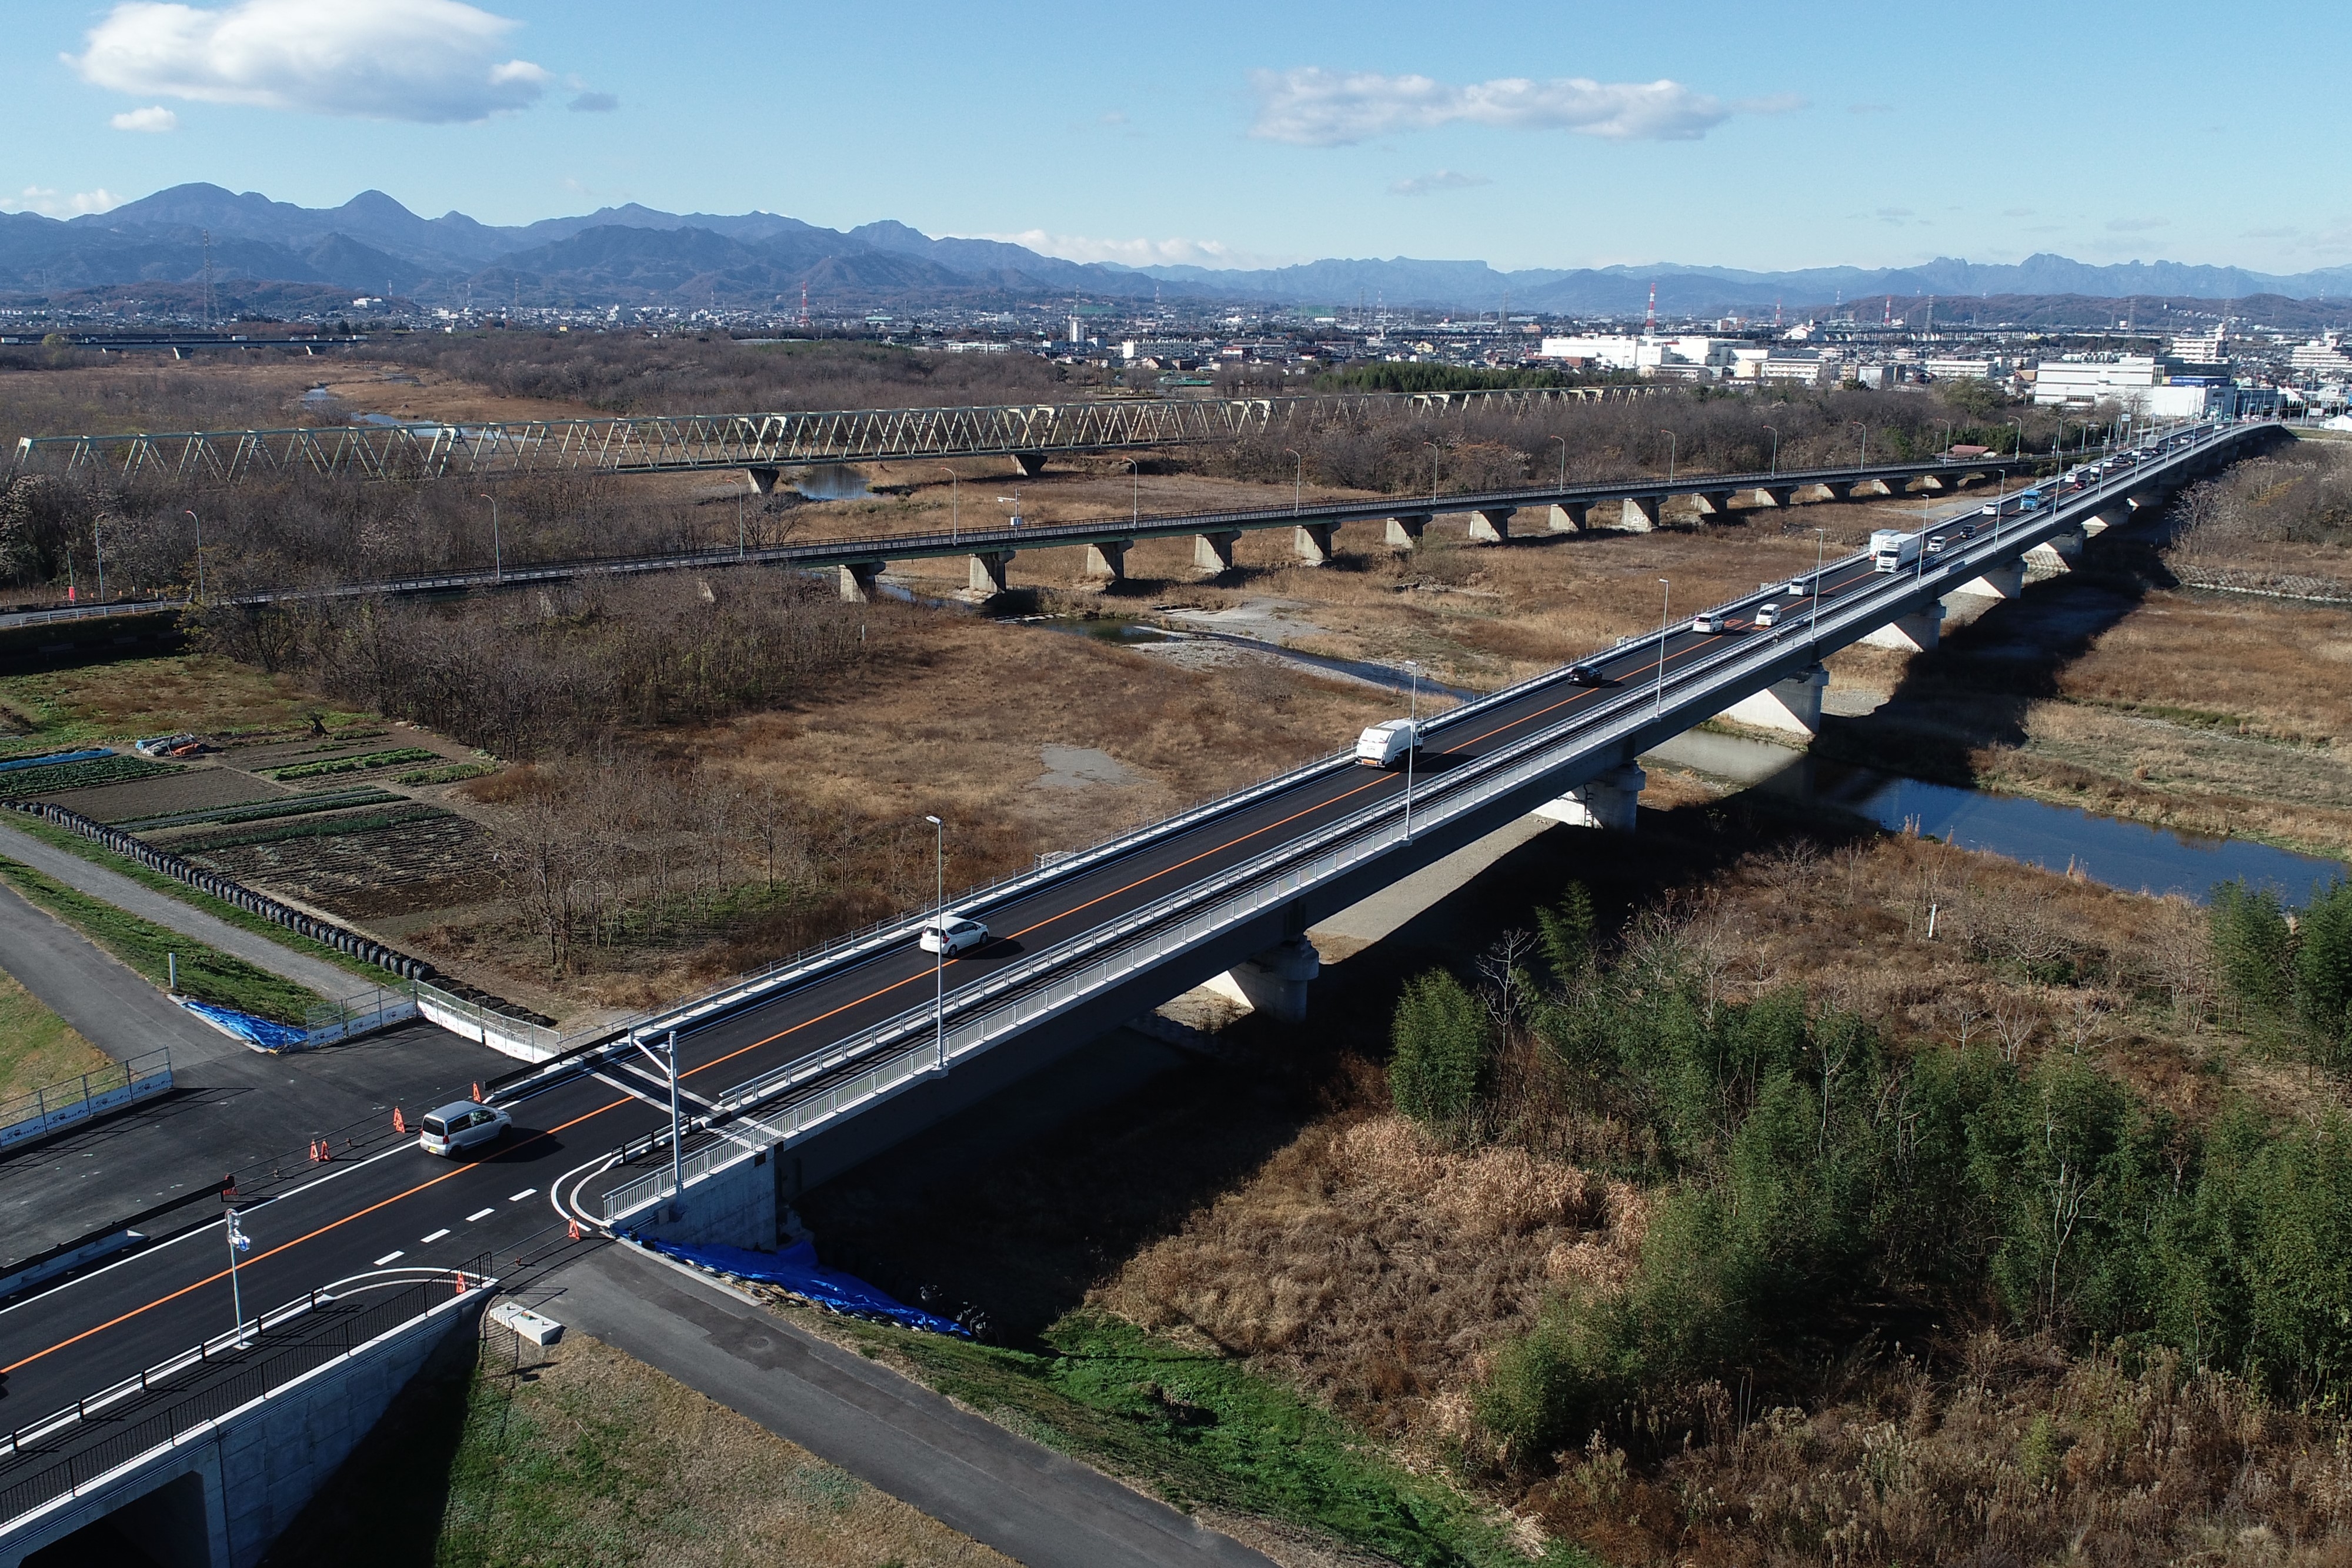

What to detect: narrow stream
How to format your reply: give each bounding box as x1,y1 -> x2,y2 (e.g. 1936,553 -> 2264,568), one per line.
1652,729 -> 2344,905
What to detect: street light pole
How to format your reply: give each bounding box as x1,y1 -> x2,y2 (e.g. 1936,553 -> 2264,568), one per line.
478,493 -> 502,585
1402,661 -> 1420,839
938,467 -> 960,539
1654,578 -> 1672,713
1283,448 -> 1302,514
1549,434 -> 1567,489
1423,441 -> 1440,503
183,509 -> 204,603
1811,528 -> 1827,637
1127,458 -> 1141,526
1762,425 -> 1779,476
1850,421 -> 1869,468
1660,429 -> 1676,482
925,815 -> 945,1069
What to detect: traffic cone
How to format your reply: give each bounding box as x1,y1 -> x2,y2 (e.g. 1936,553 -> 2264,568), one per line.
308,1139 -> 319,1162
452,1272 -> 465,1296
567,1217 -> 581,1241
471,1082 -> 483,1104
392,1107 -> 405,1134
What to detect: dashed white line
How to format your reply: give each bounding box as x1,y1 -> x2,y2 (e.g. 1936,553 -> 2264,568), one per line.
508,1189 -> 536,1201
466,1208 -> 495,1222
373,1250 -> 405,1266
421,1229 -> 450,1244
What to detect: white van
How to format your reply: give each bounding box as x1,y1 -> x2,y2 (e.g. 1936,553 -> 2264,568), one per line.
419,1100 -> 511,1158
1355,718 -> 1421,768
1753,602 -> 1782,628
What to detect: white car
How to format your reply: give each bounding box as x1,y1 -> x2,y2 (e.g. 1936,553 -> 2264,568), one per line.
419,1100 -> 511,1157
1690,613 -> 1726,634
919,912 -> 990,955
1753,603 -> 1782,628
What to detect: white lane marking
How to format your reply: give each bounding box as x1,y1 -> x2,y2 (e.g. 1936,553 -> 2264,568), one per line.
373,1250 -> 405,1265
421,1229 -> 450,1244
508,1189 -> 536,1201
466,1208 -> 495,1222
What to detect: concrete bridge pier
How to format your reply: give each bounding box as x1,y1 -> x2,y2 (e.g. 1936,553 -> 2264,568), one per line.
744,465 -> 783,495
2025,529 -> 2084,574
1616,496 -> 1661,531
1467,506 -> 1515,543
1203,936 -> 1322,1023
968,550 -> 1014,596
1861,601 -> 1945,652
1083,539 -> 1130,583
1384,514 -> 1430,548
1700,491 -> 1740,521
1010,452 -> 1049,478
1716,663 -> 1828,738
1546,501 -> 1589,533
1762,486 -> 1797,511
1193,531 -> 1240,573
1532,763 -> 1646,831
1293,522 -> 1337,565
837,561 -> 885,602
1952,561 -> 2026,600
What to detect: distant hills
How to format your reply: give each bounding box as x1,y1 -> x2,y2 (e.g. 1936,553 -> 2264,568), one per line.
5,183 -> 2351,322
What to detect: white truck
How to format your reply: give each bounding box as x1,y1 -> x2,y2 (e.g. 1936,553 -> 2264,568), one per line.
1870,528 -> 1923,572
1354,718 -> 1421,768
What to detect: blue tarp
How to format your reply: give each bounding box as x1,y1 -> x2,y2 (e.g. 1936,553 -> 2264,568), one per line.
0,748 -> 111,773
633,1235 -> 971,1337
178,998 -> 309,1052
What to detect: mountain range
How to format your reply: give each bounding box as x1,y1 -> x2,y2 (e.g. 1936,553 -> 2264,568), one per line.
5,184 -> 2351,321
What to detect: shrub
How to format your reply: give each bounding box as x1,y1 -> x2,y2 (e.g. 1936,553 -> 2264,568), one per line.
1389,969 -> 1494,1127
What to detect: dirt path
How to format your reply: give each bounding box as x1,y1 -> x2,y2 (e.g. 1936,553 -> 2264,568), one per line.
0,818 -> 355,1001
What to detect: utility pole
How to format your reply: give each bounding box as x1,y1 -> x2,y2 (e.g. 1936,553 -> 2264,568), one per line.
925,816 -> 945,1069
1402,661 -> 1420,839
1654,579 -> 1672,713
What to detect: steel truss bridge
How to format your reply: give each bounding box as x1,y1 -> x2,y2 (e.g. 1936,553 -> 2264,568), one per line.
7,385 -> 1653,489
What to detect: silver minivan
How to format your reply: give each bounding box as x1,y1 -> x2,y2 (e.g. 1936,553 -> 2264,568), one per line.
419,1100 -> 511,1157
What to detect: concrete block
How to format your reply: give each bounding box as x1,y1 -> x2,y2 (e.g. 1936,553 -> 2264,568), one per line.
968,551 -> 1013,595
1384,515 -> 1429,548
1193,531 -> 1239,572
1009,452 -> 1048,478
489,1302 -> 565,1346
1531,764 -> 1645,831
1700,491 -> 1739,519
836,561 -> 883,602
1467,507 -> 1514,543
1716,663 -> 1827,738
743,466 -> 781,495
1950,561 -> 2026,600
1202,937 -> 1320,1023
1082,540 -> 1129,582
1861,602 -> 1946,652
1616,496 -> 1660,531
1545,501 -> 1589,532
1292,522 -> 1336,565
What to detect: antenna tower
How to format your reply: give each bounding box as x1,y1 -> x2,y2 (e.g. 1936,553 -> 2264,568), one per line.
1644,281 -> 1656,335
797,281 -> 811,331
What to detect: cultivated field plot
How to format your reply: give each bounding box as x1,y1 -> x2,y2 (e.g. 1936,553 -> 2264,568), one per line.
34,763 -> 283,823
189,812 -> 496,921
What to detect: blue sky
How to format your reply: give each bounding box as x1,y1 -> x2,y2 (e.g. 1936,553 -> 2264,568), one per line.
6,0 -> 2346,276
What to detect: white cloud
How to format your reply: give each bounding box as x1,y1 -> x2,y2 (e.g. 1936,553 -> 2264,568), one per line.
110,104 -> 179,131
1389,169 -> 1490,196
4,186 -> 124,216
69,0 -> 552,124
1247,68 -> 1799,146
958,229 -> 1293,271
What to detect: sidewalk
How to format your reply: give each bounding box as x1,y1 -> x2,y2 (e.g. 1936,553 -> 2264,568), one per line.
0,816 -> 358,1000
543,1243 -> 1277,1568
0,879 -> 233,1066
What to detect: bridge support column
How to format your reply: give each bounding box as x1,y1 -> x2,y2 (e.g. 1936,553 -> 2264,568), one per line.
1532,763 -> 1645,831
1383,514 -> 1430,548
1010,452 -> 1049,478
1952,561 -> 2026,600
1293,522 -> 1337,565
1203,936 -> 1321,1023
1861,601 -> 1945,652
1468,506 -> 1515,543
1616,496 -> 1660,531
1193,531 -> 1240,573
968,550 -> 1014,595
2025,529 -> 2084,574
1701,491 -> 1739,521
837,561 -> 885,602
1083,539 -> 1130,583
1546,501 -> 1589,533
744,466 -> 782,495
1716,663 -> 1827,738
1763,486 -> 1797,511
2080,509 -> 2128,538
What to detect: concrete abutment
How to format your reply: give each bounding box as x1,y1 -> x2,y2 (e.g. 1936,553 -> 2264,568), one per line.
1530,763 -> 1645,832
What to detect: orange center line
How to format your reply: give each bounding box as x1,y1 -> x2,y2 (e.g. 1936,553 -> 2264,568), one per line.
1,1095 -> 635,1380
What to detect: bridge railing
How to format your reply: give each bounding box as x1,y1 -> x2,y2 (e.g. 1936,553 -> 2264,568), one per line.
598,423 -> 2257,1223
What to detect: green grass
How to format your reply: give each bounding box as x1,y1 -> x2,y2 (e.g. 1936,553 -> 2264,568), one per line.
266,747 -> 438,782
0,856 -> 322,1024
118,787 -> 402,832
819,1308 -> 1590,1568
0,812 -> 407,989
0,754 -> 175,799
0,970 -> 114,1106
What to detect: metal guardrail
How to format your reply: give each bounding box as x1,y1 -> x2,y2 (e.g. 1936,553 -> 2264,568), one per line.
0,1262 -> 492,1529
0,1050 -> 172,1152
598,422 -> 2260,1222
